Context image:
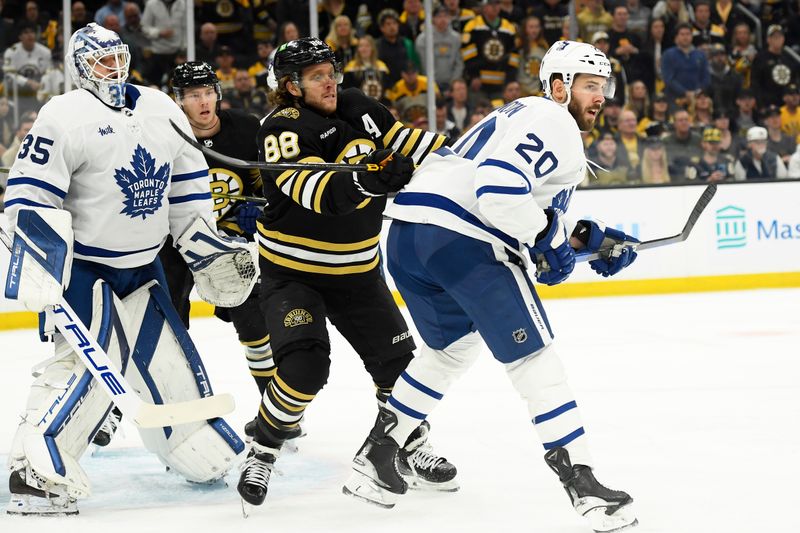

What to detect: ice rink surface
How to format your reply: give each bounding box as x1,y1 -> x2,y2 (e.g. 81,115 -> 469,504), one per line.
0,288 -> 798,533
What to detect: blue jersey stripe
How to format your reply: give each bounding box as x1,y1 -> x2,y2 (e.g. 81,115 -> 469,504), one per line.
400,371 -> 444,400
172,169 -> 208,182
169,192 -> 212,204
74,241 -> 161,258
7,177 -> 68,199
533,400 -> 577,424
393,192 -> 520,249
387,395 -> 427,420
542,427 -> 585,450
477,159 -> 531,188
4,198 -> 56,209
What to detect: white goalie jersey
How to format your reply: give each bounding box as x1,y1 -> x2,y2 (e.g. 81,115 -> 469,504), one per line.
3,85 -> 213,268
387,96 -> 587,257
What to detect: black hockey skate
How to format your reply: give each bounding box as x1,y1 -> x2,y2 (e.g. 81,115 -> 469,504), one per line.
545,447 -> 638,532
244,416 -> 305,443
342,407 -> 408,508
92,406 -> 123,447
398,420 -> 458,491
237,442 -> 280,516
7,469 -> 78,515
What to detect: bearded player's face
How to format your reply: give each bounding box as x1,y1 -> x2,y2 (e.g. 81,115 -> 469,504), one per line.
568,74 -> 608,132
299,63 -> 338,115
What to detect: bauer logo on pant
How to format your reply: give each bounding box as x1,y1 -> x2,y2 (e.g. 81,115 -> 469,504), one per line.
284,308 -> 313,327
512,328 -> 528,344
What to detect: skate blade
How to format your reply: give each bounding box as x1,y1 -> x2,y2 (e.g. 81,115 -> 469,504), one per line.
7,495 -> 78,516
404,475 -> 460,492
584,504 -> 638,533
241,499 -> 254,518
342,472 -> 398,509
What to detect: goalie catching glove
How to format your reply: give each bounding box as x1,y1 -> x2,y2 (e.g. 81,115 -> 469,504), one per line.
353,149 -> 415,196
176,218 -> 259,307
572,220 -> 639,277
528,208 -> 575,286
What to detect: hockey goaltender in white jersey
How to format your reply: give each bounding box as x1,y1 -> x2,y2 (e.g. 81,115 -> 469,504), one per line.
2,23 -> 257,515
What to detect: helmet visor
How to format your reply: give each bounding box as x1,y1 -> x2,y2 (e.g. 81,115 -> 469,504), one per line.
572,74 -> 616,99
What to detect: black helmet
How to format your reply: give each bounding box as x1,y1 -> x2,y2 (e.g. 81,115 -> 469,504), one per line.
172,61 -> 221,102
270,37 -> 341,89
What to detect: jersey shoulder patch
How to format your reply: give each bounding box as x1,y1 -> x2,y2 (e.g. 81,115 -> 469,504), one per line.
272,107 -> 300,120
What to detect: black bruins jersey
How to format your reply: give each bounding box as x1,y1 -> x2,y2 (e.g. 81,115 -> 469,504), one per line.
199,109 -> 263,236
461,15 -> 518,88
256,87 -> 447,284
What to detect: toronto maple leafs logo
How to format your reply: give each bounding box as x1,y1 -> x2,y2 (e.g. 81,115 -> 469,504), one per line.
114,145 -> 170,219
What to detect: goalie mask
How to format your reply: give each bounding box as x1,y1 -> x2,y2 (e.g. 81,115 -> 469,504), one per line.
172,61 -> 223,105
66,23 -> 130,108
539,41 -> 615,107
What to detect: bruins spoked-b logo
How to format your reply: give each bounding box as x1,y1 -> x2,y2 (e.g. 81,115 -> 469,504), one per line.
284,308 -> 313,328
512,328 -> 528,344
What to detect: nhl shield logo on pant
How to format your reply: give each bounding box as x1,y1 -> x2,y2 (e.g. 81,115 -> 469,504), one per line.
512,328 -> 528,344
284,309 -> 313,328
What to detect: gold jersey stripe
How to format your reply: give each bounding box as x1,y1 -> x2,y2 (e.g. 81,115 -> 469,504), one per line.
313,172 -> 333,213
274,373 -> 316,401
383,121 -> 405,148
259,229 -> 380,252
242,334 -> 270,347
260,247 -> 380,275
250,369 -> 276,378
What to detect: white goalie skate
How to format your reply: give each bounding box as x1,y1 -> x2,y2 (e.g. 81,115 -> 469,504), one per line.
7,468 -> 78,516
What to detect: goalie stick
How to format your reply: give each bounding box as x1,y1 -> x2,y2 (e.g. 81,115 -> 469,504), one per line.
577,183 -> 718,263
170,119 -> 382,172
0,226 -> 235,428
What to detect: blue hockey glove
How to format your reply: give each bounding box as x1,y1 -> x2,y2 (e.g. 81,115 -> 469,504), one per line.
236,202 -> 261,235
573,220 -> 639,278
529,208 -> 576,286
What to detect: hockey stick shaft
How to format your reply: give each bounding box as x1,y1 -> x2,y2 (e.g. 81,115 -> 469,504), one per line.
577,183 -> 717,263
170,119 -> 380,172
0,227 -> 235,428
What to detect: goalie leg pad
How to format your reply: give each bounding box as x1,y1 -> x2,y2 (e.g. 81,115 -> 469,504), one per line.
386,332 -> 482,444
7,280 -> 131,501
505,345 -> 592,468
121,281 -> 246,482
4,207 -> 73,312
175,217 -> 259,308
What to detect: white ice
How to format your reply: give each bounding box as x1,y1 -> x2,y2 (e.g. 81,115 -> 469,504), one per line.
0,289 -> 798,533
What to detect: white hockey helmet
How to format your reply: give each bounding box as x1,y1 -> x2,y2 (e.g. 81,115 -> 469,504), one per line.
66,23 -> 130,108
539,40 -> 615,106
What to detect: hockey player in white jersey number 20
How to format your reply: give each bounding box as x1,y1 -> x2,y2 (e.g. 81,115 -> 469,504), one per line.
344,41 -> 640,533
1,23 -> 257,514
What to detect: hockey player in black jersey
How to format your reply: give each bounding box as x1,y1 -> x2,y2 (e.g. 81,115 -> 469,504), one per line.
159,62 -> 276,402
237,37 -> 457,509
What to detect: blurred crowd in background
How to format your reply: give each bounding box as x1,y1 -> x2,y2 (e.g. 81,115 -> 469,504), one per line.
2,0 -> 800,202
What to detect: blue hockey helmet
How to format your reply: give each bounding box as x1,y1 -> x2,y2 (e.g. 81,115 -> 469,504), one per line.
66,23 -> 130,108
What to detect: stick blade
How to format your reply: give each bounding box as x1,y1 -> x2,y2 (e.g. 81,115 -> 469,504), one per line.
131,393 -> 236,428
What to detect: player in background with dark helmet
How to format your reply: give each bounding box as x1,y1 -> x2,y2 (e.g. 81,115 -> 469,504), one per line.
156,62 -> 279,431
237,37 -> 456,510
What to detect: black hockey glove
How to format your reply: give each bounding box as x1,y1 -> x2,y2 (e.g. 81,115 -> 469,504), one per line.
353,149 -> 414,196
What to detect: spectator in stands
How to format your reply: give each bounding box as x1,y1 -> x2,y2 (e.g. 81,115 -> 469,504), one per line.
415,5 -> 463,93
435,98 -> 460,140
608,5 -> 648,88
343,34 -> 390,100
196,22 -> 221,67
442,0 -> 476,33
732,88 -> 758,138
532,0 -> 567,47
120,3 -> 151,73
2,22 -> 50,113
713,108 -> 742,157
249,40 -> 274,90
781,83 -> 800,143
275,21 -> 300,48
685,127 -> 735,182
197,0 -> 253,56
641,16 -> 667,94
708,43 -> 742,115
735,126 -> 788,179
276,0 -> 310,38
711,0 -> 745,39
447,77 -> 471,132
663,108 -> 703,177
491,80 -> 520,108
0,0 -> 15,51
640,134 -> 671,183
751,25 -> 799,109
625,0 -> 650,40
386,60 -> 440,122
730,22 -> 757,88
626,80 -> 650,120
595,97 -> 623,138
617,108 -> 643,172
661,23 -> 710,111
0,96 -> 13,151
377,9 -> 415,87
224,69 -> 269,117
691,0 -> 725,48
586,131 -> 634,186
652,0 -> 692,44
0,112 -> 34,168
592,31 -> 627,103
36,49 -> 63,103
95,0 -> 125,27
763,104 -> 797,164
693,89 -> 714,130
637,92 -> 670,135
498,0 -> 524,24
461,0 -> 518,101
18,1 -> 56,48
142,0 -> 186,87
71,1 -> 91,30
399,0 -> 424,41
325,15 -> 358,67
577,0 -> 612,43
215,46 -> 237,91
514,16 -> 547,97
